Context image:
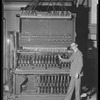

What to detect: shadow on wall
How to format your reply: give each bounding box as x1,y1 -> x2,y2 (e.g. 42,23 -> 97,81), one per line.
75,6 -> 98,92
86,39 -> 98,89
76,6 -> 89,54
75,6 -> 97,89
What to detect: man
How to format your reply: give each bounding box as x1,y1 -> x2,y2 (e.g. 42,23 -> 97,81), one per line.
58,43 -> 83,100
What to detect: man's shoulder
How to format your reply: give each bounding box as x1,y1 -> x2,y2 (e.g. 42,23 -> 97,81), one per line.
76,49 -> 83,56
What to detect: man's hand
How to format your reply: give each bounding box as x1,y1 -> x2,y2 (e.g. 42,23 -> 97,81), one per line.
75,73 -> 79,79
58,54 -> 61,59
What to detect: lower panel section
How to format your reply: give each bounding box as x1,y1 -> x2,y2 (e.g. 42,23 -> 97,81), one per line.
14,74 -> 69,95
12,95 -> 66,100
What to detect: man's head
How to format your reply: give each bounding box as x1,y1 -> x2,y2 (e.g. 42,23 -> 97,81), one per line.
70,43 -> 78,51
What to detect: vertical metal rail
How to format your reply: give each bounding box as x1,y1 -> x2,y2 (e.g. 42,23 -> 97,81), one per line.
3,18 -> 10,85
3,18 -> 6,85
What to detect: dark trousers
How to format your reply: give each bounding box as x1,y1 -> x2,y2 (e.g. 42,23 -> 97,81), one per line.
64,76 -> 81,100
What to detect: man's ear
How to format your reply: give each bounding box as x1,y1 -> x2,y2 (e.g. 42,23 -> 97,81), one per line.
76,44 -> 78,47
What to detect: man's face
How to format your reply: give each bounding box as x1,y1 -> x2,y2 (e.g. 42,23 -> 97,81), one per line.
71,45 -> 77,51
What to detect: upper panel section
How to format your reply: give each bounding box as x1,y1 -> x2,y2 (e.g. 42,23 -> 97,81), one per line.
17,14 -> 76,48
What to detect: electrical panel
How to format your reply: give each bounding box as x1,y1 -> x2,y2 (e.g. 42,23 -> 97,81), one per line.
18,16 -> 75,48
10,12 -> 75,100
3,1 -> 77,100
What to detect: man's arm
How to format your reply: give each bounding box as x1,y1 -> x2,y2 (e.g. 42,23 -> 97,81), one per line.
76,54 -> 83,74
75,52 -> 83,78
58,53 -> 75,62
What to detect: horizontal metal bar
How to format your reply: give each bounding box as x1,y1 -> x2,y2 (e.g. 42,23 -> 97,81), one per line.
4,0 -> 75,2
14,69 -> 70,74
19,15 -> 72,18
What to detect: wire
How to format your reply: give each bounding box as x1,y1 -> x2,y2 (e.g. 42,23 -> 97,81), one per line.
21,0 -> 35,15
38,0 -> 43,12
50,0 -> 56,13
29,0 -> 38,14
27,0 -> 36,10
22,0 -> 37,15
61,0 -> 67,15
46,0 -> 51,12
54,0 -> 59,14
27,0 -> 37,15
21,0 -> 75,15
61,0 -> 63,14
63,0 -> 67,12
62,0 -> 65,11
21,0 -> 34,14
32,0 -> 40,14
58,0 -> 60,12
81,0 -> 86,6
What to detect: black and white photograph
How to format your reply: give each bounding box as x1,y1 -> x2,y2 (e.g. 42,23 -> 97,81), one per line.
3,0 -> 98,100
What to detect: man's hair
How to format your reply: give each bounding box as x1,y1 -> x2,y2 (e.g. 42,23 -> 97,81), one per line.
71,43 -> 78,47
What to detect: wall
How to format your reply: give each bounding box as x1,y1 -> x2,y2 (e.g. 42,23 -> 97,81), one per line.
88,0 -> 98,46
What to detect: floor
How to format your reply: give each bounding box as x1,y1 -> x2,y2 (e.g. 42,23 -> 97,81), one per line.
81,86 -> 97,100
89,93 -> 97,100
